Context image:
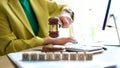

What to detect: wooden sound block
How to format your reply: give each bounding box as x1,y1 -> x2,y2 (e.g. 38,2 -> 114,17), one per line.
42,46 -> 64,52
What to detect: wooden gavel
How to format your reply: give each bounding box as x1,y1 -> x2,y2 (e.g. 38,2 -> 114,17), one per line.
48,17 -> 61,38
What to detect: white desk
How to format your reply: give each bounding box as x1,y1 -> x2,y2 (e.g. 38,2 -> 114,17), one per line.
6,46 -> 120,68
94,46 -> 120,68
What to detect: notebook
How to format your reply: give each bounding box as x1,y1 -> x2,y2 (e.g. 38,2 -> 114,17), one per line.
63,42 -> 104,54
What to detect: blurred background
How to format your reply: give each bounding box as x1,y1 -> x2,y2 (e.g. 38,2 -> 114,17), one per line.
52,0 -> 120,45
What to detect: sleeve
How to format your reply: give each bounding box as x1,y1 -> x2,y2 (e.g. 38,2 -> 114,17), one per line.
47,0 -> 74,20
0,8 -> 44,56
47,0 -> 66,17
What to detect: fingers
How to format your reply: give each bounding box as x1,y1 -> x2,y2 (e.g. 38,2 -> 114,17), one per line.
51,37 -> 77,45
59,16 -> 73,28
67,37 -> 78,44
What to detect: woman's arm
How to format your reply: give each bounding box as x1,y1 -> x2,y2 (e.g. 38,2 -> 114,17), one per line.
0,7 -> 44,56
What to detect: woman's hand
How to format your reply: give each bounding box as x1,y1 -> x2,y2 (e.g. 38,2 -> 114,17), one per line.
43,37 -> 77,45
59,9 -> 73,28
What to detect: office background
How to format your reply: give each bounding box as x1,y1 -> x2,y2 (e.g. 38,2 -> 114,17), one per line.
53,0 -> 120,45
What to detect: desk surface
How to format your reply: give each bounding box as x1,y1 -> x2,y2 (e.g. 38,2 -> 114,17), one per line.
0,46 -> 120,68
0,46 -> 41,68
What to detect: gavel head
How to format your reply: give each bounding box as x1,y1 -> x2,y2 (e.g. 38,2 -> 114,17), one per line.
48,17 -> 59,38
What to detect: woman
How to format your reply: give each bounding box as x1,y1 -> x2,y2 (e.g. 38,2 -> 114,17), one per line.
0,0 -> 75,56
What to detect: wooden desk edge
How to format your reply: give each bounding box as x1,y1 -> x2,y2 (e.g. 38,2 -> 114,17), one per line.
0,46 -> 43,68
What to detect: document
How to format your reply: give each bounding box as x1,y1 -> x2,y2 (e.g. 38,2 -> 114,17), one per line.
63,43 -> 104,54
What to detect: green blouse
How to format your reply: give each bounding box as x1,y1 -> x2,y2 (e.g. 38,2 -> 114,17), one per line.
19,0 -> 39,36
